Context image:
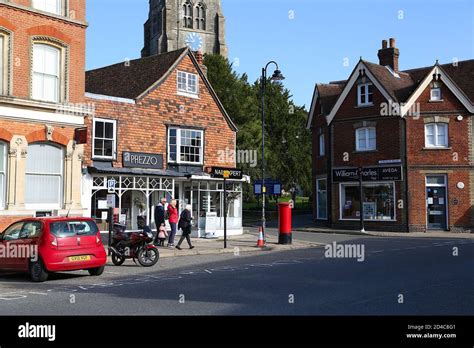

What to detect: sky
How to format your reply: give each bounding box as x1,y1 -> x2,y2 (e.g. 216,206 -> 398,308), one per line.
86,0 -> 474,108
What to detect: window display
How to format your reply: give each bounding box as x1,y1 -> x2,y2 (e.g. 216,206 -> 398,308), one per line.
341,183 -> 395,220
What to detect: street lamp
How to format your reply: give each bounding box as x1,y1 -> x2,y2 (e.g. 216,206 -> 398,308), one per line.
260,61 -> 285,243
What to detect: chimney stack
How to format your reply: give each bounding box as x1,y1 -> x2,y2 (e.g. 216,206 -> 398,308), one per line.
194,50 -> 203,65
378,37 -> 399,73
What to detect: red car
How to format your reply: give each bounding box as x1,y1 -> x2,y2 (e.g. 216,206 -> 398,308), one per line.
0,217 -> 107,282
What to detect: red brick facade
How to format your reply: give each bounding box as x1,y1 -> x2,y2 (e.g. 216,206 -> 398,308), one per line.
309,41 -> 473,233
0,0 -> 87,231
84,53 -> 236,170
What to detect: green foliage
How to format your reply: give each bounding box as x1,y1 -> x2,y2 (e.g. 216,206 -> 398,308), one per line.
204,54 -> 312,201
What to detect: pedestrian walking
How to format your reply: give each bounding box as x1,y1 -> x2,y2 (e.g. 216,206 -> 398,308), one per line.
157,223 -> 168,246
176,204 -> 194,250
167,199 -> 179,247
154,197 -> 167,245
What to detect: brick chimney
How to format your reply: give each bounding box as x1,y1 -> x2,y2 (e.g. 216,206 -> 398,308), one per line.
193,50 -> 207,76
378,37 -> 399,73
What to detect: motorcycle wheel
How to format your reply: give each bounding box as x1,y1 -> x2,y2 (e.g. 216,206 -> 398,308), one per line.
137,247 -> 159,267
111,253 -> 125,266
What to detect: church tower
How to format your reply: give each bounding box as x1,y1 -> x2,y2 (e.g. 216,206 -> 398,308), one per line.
141,0 -> 228,57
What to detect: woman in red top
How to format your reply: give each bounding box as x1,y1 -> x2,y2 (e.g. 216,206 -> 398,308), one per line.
167,199 -> 179,247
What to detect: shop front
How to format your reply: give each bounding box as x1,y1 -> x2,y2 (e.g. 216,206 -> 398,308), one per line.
331,165 -> 406,231
83,170 -> 244,237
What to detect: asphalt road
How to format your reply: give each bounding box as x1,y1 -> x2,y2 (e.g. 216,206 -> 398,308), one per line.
0,232 -> 473,315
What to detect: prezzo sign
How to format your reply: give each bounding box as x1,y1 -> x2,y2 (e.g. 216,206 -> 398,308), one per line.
123,152 -> 163,169
332,166 -> 403,182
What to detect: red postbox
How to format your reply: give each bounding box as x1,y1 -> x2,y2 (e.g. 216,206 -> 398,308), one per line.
278,202 -> 292,245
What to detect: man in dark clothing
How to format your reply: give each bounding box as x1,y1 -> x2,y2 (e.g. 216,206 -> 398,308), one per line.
154,198 -> 167,244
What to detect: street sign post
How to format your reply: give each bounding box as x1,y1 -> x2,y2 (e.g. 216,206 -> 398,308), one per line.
210,167 -> 242,249
106,194 -> 116,256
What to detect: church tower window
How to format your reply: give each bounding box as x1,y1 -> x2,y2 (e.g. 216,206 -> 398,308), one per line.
183,1 -> 193,28
195,3 -> 206,30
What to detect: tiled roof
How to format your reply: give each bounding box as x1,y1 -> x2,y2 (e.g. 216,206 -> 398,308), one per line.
316,59 -> 474,116
86,48 -> 187,99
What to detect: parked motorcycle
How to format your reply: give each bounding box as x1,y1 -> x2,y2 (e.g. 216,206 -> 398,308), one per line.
109,223 -> 159,267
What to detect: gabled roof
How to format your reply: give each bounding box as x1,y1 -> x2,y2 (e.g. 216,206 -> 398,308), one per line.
86,48 -> 238,132
86,48 -> 187,99
307,58 -> 474,128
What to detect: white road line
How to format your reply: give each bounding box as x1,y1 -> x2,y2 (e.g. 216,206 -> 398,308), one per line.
28,292 -> 48,296
204,269 -> 213,274
371,250 -> 383,253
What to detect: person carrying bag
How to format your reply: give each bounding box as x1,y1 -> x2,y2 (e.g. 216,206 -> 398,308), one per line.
176,204 -> 194,250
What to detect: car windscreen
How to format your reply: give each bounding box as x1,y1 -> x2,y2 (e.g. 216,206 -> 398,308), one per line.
49,221 -> 99,238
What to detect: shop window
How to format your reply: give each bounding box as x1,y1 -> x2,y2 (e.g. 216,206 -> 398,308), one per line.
316,179 -> 327,220
32,0 -> 62,15
177,71 -> 198,96
425,123 -> 448,148
93,118 -> 117,160
355,127 -> 376,151
0,142 -> 6,209
25,143 -> 64,208
357,83 -> 373,106
32,43 -> 62,103
319,133 -> 325,156
168,127 -> 203,164
340,183 -> 395,221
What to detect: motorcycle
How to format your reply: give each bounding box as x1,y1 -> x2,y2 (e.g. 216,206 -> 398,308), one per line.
109,223 -> 159,267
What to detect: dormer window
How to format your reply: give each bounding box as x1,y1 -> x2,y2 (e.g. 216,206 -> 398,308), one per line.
357,83 -> 373,106
430,81 -> 442,101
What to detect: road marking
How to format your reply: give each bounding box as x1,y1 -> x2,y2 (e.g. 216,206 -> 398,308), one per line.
204,269 -> 213,274
28,292 -> 48,296
371,250 -> 383,253
405,247 -> 417,250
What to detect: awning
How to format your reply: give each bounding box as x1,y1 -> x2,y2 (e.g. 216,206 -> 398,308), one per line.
87,162 -> 184,177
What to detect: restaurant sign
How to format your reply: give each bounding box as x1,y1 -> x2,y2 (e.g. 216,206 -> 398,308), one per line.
332,166 -> 403,183
123,152 -> 163,169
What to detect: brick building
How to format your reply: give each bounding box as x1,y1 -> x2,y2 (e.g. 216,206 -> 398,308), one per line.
83,48 -> 243,236
307,38 -> 474,232
0,0 -> 89,230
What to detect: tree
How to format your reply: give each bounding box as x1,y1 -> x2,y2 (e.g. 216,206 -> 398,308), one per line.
204,54 -> 312,201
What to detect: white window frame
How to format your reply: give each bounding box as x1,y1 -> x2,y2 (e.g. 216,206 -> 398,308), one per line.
316,178 -> 327,220
177,70 -> 199,98
430,87 -> 442,101
31,0 -> 63,15
92,118 -> 117,160
0,142 -> 7,209
424,123 -> 448,148
168,127 -> 204,165
355,127 -> 376,151
319,133 -> 325,156
32,43 -> 61,103
25,143 -> 64,210
357,83 -> 373,106
0,33 -> 8,96
339,182 -> 396,221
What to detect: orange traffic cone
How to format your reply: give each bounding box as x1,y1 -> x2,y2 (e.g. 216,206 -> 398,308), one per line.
257,227 -> 265,248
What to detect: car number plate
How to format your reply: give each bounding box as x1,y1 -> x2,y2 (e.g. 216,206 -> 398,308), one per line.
69,255 -> 91,262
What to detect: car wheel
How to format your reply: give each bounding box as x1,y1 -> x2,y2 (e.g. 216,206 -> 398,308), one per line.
88,266 -> 105,276
111,253 -> 125,266
29,260 -> 49,283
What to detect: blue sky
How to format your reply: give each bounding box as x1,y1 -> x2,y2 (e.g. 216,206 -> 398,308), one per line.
86,0 -> 474,108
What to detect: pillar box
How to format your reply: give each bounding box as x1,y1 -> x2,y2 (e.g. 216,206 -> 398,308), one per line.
278,202 -> 292,245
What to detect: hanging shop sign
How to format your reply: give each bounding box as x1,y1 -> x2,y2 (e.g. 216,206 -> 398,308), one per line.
332,166 -> 403,183
210,167 -> 243,180
123,152 -> 163,169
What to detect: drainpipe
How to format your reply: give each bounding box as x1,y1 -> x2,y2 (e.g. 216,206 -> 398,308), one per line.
402,116 -> 410,232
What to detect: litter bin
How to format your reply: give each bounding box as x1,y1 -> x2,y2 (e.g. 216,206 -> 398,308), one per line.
278,202 -> 292,245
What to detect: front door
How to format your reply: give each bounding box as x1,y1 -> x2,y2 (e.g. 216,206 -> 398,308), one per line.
426,187 -> 447,230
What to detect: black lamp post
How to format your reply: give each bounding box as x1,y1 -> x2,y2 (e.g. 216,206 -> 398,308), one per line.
358,167 -> 366,233
260,61 -> 285,242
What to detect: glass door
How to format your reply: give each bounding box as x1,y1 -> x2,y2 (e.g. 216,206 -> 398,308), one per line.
426,176 -> 447,230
